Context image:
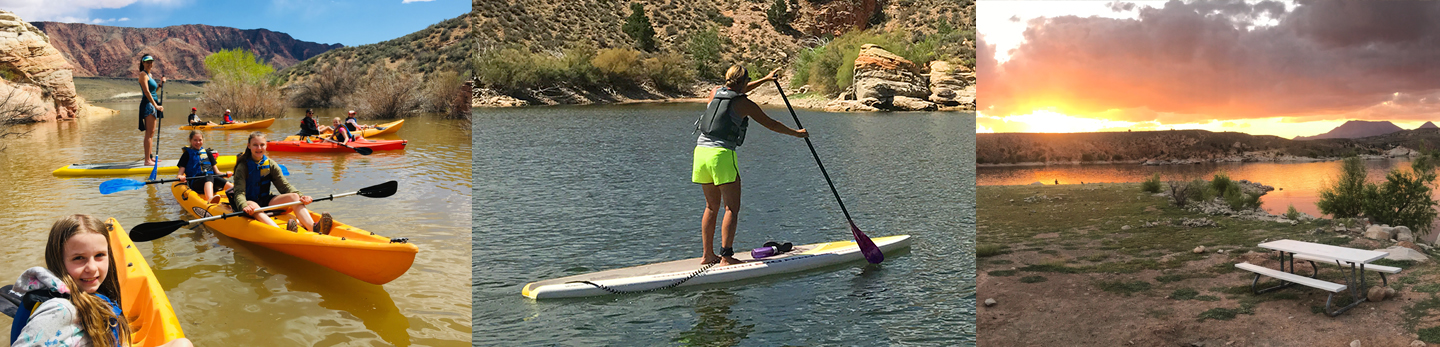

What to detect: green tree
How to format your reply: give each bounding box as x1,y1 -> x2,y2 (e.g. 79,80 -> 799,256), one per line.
1317,157 -> 1368,218
766,0 -> 792,30
622,3 -> 657,52
1141,173 -> 1162,193
204,48 -> 274,85
1361,157 -> 1439,234
686,27 -> 724,80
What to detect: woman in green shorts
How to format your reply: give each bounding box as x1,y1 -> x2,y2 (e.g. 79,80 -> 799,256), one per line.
693,64 -> 808,266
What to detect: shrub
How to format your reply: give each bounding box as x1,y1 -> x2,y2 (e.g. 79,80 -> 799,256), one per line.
1167,180 -> 1191,207
1210,172 -> 1234,198
1318,157 -> 1369,218
344,69 -> 420,119
1285,204 -> 1301,220
1361,157 -> 1438,235
642,52 -> 692,91
419,70 -> 471,119
1141,173 -> 1162,193
1186,179 -> 1208,202
289,60 -> 361,108
766,0 -> 793,30
593,48 -> 643,81
622,3 -> 657,52
202,48 -> 284,119
204,48 -> 274,86
790,30 -> 932,95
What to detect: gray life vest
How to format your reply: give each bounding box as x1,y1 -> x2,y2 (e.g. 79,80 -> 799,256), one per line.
695,87 -> 749,147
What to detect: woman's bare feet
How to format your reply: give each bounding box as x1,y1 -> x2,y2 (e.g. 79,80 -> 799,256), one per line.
701,254 -> 721,265
720,256 -> 744,265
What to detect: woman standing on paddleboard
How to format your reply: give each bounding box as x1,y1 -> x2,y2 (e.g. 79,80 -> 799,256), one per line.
693,65 -> 807,265
137,54 -> 165,166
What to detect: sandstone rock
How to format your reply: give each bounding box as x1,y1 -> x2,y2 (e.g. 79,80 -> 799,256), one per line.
889,95 -> 937,111
1389,146 -> 1417,157
1399,241 -> 1424,253
823,99 -> 879,112
1412,340 -> 1426,347
1193,246 -> 1206,254
852,44 -> 929,101
1397,226 -> 1414,242
927,60 -> 968,106
1352,340 -> 1361,347
0,10 -> 81,120
1364,225 -> 1390,240
1334,225 -> 1349,233
1377,246 -> 1431,262
1369,286 -> 1387,302
1121,225 -> 1131,231
984,298 -> 996,307
1387,287 -> 1398,299
792,0 -> 879,37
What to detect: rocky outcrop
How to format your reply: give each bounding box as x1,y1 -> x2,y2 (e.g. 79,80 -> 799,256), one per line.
793,0 -> 879,37
927,60 -> 973,108
31,21 -> 341,80
826,44 -> 937,112
0,11 -> 80,120
1387,146 -> 1419,157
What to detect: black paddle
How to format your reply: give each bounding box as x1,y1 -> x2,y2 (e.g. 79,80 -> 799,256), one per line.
322,138 -> 374,155
129,180 -> 398,242
148,80 -> 164,181
773,79 -> 884,264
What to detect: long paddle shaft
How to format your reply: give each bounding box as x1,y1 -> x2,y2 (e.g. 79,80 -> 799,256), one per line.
322,138 -> 373,155
773,79 -> 883,264
148,81 -> 164,181
128,180 -> 398,242
100,173 -> 219,195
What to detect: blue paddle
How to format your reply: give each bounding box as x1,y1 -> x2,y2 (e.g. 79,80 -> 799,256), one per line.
99,164 -> 288,195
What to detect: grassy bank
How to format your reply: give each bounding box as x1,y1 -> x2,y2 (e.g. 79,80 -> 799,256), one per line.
978,182 -> 1440,345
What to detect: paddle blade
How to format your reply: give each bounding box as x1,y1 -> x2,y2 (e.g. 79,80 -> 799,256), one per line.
99,178 -> 146,195
358,180 -> 398,198
851,221 -> 883,264
147,161 -> 158,181
279,164 -> 290,176
129,220 -> 190,242
355,147 -> 374,155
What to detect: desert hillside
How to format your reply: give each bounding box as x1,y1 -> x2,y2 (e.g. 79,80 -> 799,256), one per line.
31,21 -> 341,80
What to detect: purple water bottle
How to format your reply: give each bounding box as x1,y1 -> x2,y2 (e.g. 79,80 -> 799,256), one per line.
751,246 -> 778,259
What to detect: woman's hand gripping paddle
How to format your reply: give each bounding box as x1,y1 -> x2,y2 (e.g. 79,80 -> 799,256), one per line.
773,79 -> 883,264
128,180 -> 397,242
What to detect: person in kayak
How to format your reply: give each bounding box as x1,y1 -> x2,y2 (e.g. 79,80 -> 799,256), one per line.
137,54 -> 165,166
177,130 -> 233,203
693,65 -> 807,266
186,107 -> 215,126
233,132 -> 334,234
297,109 -> 324,137
330,117 -> 358,144
221,109 -> 236,125
344,110 -> 372,133
9,214 -> 193,347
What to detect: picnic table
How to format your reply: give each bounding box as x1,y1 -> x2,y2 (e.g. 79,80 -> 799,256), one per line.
1235,239 -> 1396,317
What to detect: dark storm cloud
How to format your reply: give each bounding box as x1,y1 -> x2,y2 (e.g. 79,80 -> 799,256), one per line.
979,0 -> 1440,123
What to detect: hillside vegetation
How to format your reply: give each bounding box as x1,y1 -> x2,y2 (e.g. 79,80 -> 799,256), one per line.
280,13 -> 473,85
975,130 -> 1377,165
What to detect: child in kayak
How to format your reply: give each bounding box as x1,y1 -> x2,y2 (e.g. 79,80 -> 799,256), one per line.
232,132 -> 334,234
692,65 -> 807,266
186,107 -> 214,126
177,130 -> 233,203
344,110 -> 372,133
10,214 -> 193,347
221,109 -> 236,125
330,118 -> 359,144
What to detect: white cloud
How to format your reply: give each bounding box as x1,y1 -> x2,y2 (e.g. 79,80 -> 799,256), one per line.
0,0 -> 182,23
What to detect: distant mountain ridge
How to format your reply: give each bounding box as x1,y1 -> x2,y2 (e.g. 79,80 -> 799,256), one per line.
30,21 -> 342,80
1420,121 -> 1438,129
1293,120 -> 1404,140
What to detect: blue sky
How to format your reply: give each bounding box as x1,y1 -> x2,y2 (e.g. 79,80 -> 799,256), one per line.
0,0 -> 469,46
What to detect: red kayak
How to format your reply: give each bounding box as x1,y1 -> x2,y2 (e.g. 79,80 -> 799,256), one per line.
266,139 -> 407,153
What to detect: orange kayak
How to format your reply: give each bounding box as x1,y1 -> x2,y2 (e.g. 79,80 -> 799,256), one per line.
178,118 -> 275,130
169,181 -> 418,285
266,139 -> 407,153
105,218 -> 186,346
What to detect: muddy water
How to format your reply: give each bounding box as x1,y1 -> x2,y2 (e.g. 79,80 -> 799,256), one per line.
0,101 -> 471,346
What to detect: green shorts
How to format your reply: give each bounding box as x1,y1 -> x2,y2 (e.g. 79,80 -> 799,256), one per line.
692,146 -> 738,185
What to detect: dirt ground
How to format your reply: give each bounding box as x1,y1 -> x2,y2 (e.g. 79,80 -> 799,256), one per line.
977,183 -> 1440,347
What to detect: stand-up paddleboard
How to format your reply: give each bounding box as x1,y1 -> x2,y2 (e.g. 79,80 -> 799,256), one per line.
522,234 -> 912,299
52,155 -> 239,177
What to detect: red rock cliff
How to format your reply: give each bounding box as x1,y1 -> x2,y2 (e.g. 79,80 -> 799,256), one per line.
30,22 -> 341,80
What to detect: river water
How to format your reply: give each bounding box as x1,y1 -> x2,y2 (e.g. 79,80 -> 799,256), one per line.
472,105 -> 976,346
0,101 -> 472,346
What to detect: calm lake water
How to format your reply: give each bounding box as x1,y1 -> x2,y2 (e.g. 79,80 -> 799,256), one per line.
0,101 -> 472,346
472,105 -> 976,346
976,159 -> 1436,219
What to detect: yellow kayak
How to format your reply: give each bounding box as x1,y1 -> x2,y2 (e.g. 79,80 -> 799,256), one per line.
169,182 -> 418,285
178,118 -> 275,130
282,119 -> 404,141
105,218 -> 186,346
52,155 -> 238,177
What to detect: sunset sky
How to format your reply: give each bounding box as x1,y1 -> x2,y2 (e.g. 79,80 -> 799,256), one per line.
977,0 -> 1440,138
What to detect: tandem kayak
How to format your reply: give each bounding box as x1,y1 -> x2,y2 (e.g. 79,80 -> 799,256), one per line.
106,218 -> 187,346
282,119 -> 404,141
169,182 -> 418,285
52,155 -> 238,177
178,118 -> 275,131
2,219 -> 187,346
521,235 -> 913,299
266,139 -> 407,153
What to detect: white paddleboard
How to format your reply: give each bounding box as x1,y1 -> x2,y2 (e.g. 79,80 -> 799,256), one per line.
522,234 -> 912,299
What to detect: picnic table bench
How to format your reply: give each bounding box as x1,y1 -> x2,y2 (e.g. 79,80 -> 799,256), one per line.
1234,239 -> 1394,317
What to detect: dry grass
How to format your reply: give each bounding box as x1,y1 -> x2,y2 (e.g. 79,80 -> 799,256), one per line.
199,78 -> 285,119
419,71 -> 471,119
288,60 -> 361,108
343,70 -> 420,119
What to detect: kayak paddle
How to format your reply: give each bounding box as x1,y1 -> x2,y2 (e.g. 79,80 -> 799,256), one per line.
129,180 -> 398,242
100,174 -> 217,195
148,81 -> 164,181
321,138 -> 374,155
773,79 -> 883,264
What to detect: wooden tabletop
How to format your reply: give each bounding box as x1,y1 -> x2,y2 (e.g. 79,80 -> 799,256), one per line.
1258,239 -> 1389,264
